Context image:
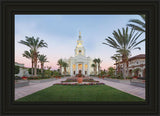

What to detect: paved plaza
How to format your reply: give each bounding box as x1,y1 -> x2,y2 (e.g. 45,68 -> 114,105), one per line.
91,77 -> 145,99
15,77 -> 145,100
15,77 -> 68,100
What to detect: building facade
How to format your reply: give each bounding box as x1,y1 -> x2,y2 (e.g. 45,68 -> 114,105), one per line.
115,54 -> 145,77
61,32 -> 95,76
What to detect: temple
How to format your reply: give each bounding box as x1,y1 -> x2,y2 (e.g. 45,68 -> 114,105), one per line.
61,32 -> 95,76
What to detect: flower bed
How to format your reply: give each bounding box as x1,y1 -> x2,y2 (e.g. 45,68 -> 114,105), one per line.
54,82 -> 105,86
62,77 -> 99,82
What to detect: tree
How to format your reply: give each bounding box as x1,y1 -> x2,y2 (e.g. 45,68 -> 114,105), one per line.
62,62 -> 68,76
38,54 -> 48,73
19,36 -> 48,76
96,58 -> 102,74
127,14 -> 145,32
22,49 -> 34,75
93,58 -> 98,75
15,65 -> 20,74
107,67 -> 115,76
111,54 -> 121,74
57,59 -> 63,75
103,27 -> 145,78
91,64 -> 96,75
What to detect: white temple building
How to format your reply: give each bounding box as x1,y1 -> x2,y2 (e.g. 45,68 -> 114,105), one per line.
61,32 -> 95,76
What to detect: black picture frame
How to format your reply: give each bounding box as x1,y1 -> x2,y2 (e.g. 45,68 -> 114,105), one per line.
0,0 -> 159,115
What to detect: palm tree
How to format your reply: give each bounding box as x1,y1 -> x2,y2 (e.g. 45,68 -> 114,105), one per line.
38,54 -> 48,73
91,64 -> 96,75
103,27 -> 144,78
19,36 -> 48,76
96,58 -> 102,74
127,14 -> 145,32
93,59 -> 98,75
57,59 -> 63,75
22,49 -> 34,75
62,62 -> 68,76
111,54 -> 121,74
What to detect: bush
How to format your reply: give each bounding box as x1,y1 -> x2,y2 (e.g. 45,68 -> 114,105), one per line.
53,71 -> 61,77
22,76 -> 28,80
44,69 -> 53,78
126,77 -> 132,79
28,68 -> 41,75
15,76 -> 22,80
15,65 -> 20,74
137,77 -> 145,80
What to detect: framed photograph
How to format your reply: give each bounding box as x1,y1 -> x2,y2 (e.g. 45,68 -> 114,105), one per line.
0,0 -> 159,115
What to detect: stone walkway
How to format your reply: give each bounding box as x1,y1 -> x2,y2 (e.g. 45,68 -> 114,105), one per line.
15,77 -> 67,100
91,77 -> 145,99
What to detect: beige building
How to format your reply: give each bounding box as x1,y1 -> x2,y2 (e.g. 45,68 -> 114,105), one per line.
115,54 -> 145,77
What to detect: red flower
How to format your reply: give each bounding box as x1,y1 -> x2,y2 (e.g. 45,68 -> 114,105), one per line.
22,76 -> 28,79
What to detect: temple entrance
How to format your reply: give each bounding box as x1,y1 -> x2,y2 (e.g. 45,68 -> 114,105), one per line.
73,71 -> 75,75
85,71 -> 87,75
79,70 -> 82,74
134,70 -> 139,76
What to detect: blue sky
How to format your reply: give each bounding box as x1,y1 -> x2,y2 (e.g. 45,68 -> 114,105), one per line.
15,15 -> 145,70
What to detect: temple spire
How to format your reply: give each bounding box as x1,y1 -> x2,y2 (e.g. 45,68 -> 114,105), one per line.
79,31 -> 81,39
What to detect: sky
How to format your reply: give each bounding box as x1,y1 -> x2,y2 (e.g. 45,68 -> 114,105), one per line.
15,15 -> 145,70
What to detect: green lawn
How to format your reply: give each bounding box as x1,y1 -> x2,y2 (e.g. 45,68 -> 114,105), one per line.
16,85 -> 144,102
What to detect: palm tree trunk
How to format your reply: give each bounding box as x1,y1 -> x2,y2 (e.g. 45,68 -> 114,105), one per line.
64,68 -> 66,76
123,64 -> 125,79
126,60 -> 129,77
98,64 -> 100,74
41,63 -> 43,73
60,66 -> 62,75
34,55 -> 37,76
34,62 -> 37,76
31,60 -> 34,75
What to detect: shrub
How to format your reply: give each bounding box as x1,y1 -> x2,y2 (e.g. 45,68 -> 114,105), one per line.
15,65 -> 20,74
126,77 -> 132,79
53,71 -> 61,77
15,76 -> 22,80
132,76 -> 138,79
137,77 -> 145,80
107,67 -> 115,76
22,76 -> 28,80
28,68 -> 41,75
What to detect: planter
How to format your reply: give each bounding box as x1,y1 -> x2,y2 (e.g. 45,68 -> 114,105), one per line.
77,77 -> 83,83
29,78 -> 55,83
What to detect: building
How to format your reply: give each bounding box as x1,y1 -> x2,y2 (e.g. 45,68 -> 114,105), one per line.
115,54 -> 145,77
15,62 -> 30,77
61,32 -> 95,76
